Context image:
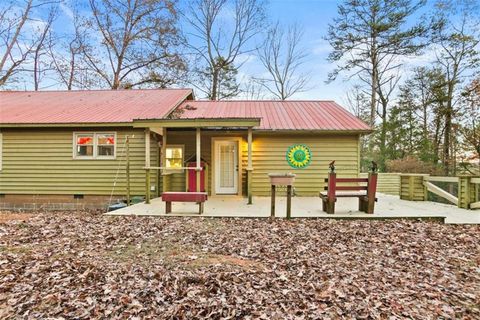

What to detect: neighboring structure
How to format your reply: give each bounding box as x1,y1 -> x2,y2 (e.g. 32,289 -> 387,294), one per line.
0,89 -> 371,210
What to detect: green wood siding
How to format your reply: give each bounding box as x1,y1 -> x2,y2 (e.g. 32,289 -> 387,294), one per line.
0,128 -> 158,196
250,134 -> 359,196
0,128 -> 359,198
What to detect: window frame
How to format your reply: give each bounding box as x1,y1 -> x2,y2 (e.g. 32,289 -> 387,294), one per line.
73,132 -> 117,160
164,144 -> 184,173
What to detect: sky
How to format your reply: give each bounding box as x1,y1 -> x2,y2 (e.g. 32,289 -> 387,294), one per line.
244,0 -> 343,100
7,0 -> 444,105
238,0 -> 437,104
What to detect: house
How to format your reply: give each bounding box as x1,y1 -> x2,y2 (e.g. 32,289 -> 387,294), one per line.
0,89 -> 371,210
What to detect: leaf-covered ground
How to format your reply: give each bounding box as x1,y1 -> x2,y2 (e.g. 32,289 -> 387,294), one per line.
0,212 -> 479,319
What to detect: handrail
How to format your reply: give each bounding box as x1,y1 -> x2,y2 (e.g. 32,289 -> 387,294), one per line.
423,181 -> 458,205
471,178 -> 480,184
424,176 -> 459,183
149,167 -> 201,170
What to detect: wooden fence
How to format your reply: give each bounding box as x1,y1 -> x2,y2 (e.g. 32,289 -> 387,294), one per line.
399,174 -> 480,210
360,172 -> 400,196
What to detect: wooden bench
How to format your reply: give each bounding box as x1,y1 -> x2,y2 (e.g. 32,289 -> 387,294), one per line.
161,192 -> 208,214
319,161 -> 378,214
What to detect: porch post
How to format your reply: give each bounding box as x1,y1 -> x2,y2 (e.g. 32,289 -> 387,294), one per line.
247,127 -> 253,204
196,127 -> 201,192
145,128 -> 151,204
161,128 -> 167,193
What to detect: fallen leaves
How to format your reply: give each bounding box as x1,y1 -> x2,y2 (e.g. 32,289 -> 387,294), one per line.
0,211 -> 479,319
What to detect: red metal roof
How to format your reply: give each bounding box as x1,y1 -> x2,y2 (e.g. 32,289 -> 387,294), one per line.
174,100 -> 371,131
0,89 -> 192,124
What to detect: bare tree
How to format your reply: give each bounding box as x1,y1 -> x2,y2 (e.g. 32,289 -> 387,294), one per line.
82,0 -> 185,89
0,0 -> 34,86
0,0 -> 59,87
431,0 -> 480,174
242,77 -> 266,100
32,7 -> 56,90
345,85 -> 370,122
255,23 -> 310,100
48,9 -> 97,90
184,0 -> 265,100
459,78 -> 480,170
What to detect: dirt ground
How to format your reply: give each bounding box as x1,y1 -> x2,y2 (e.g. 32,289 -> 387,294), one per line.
0,211 -> 479,319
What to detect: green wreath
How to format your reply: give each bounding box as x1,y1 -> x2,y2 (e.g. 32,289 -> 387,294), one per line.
286,144 -> 312,169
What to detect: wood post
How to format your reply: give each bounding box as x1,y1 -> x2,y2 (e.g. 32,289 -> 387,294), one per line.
247,127 -> 253,204
458,176 -> 480,209
286,185 -> 292,219
145,129 -> 151,204
247,170 -> 253,204
145,129 -> 150,167
366,171 -> 377,214
196,127 -> 201,192
270,185 -> 276,218
126,136 -> 130,206
408,176 -> 414,201
165,201 -> 171,214
326,171 -> 336,214
145,169 -> 151,204
161,128 -> 167,193
399,174 -> 429,201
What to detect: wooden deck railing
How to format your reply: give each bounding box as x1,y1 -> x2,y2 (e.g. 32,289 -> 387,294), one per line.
359,172 -> 400,195
399,174 -> 480,210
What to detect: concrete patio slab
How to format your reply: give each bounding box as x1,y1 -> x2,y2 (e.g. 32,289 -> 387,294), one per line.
106,193 -> 480,224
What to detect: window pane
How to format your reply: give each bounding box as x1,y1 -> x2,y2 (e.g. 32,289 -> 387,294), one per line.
97,134 -> 115,145
166,147 -> 182,158
166,158 -> 182,168
172,148 -> 182,158
165,147 -> 183,168
77,135 -> 93,145
98,145 -> 114,156
77,145 -> 93,156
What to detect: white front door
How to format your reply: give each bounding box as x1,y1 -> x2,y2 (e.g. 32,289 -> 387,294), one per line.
215,140 -> 238,194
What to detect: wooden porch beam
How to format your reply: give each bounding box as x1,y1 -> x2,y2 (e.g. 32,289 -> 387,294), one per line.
196,128 -> 201,192
145,129 -> 151,204
133,118 -> 261,128
247,127 -> 253,204
162,128 -> 168,193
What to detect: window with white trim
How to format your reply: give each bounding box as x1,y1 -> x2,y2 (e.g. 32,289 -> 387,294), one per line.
74,132 -> 116,159
165,145 -> 184,170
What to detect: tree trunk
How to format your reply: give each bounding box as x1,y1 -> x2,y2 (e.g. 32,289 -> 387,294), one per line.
370,61 -> 377,127
379,99 -> 388,171
443,80 -> 455,175
67,52 -> 75,90
367,51 -> 378,159
33,52 -> 39,91
211,68 -> 219,100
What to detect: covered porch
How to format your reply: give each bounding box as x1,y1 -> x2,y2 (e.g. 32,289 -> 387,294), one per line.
134,118 -> 261,205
